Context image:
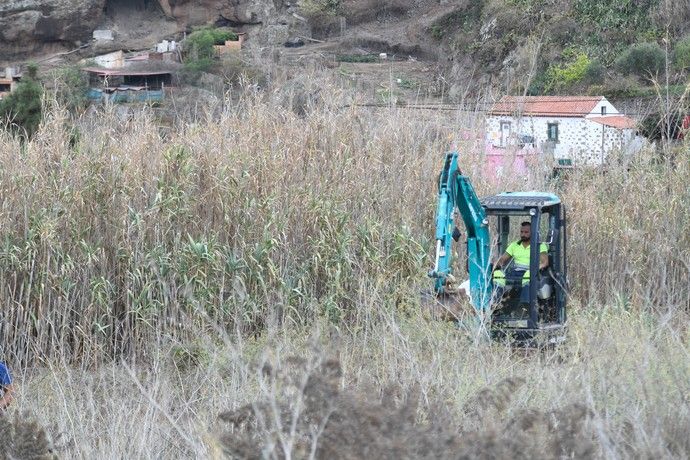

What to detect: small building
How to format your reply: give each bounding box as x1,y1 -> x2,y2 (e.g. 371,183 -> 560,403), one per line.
214,33 -> 247,55
487,96 -> 641,167
0,67 -> 21,100
83,68 -> 173,103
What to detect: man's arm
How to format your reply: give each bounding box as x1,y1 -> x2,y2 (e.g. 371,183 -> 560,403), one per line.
539,252 -> 549,270
0,383 -> 15,410
495,252 -> 512,269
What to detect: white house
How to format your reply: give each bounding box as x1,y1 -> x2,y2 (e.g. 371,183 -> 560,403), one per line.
486,96 -> 641,166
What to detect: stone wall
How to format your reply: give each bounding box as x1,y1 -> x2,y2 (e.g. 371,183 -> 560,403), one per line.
486,114 -> 636,166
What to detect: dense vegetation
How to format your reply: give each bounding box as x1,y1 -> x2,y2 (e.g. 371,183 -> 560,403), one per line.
0,83 -> 687,456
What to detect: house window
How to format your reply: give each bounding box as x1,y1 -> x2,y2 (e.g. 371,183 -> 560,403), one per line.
601,106 -> 606,115
547,123 -> 559,142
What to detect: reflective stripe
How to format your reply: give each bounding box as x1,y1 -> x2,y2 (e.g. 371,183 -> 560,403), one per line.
493,269 -> 506,287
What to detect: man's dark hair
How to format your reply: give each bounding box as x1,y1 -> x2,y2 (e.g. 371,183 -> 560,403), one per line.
521,221 -> 531,227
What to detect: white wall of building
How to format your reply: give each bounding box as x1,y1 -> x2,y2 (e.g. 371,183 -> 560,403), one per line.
486,115 -> 636,166
93,50 -> 125,69
585,99 -> 619,118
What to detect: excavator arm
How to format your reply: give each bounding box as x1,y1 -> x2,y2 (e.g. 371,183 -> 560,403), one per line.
429,152 -> 492,310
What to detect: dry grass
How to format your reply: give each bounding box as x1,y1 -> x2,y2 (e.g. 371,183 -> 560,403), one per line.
0,78 -> 687,457
9,306 -> 688,458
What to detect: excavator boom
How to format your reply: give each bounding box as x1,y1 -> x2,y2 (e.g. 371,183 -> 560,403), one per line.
429,152 -> 491,310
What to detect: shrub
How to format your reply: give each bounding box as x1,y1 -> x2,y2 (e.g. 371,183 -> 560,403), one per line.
544,50 -> 605,92
219,54 -> 267,87
583,59 -> 606,85
0,63 -> 43,139
184,27 -> 238,72
301,0 -> 342,17
615,42 -> 665,78
52,65 -> 89,113
673,35 -> 690,71
0,415 -> 55,458
598,73 -> 645,98
639,110 -> 687,140
219,357 -> 596,459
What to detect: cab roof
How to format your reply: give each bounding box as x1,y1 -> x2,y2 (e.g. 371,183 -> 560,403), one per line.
481,192 -> 561,211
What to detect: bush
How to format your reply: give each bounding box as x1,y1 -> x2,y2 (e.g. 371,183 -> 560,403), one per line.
673,36 -> 690,71
598,73 -> 645,98
639,110 -> 687,140
0,64 -> 43,138
219,54 -> 267,87
184,27 -> 238,72
301,0 -> 342,17
615,42 -> 665,78
53,65 -> 89,114
544,51 -> 595,93
583,59 -> 606,85
543,49 -> 606,93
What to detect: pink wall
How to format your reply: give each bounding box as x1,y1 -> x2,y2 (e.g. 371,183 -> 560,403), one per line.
484,144 -> 538,181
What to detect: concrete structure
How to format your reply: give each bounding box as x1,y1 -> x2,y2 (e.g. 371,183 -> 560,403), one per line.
93,30 -> 115,41
0,67 -> 22,100
487,96 -> 642,167
156,40 -> 178,53
93,50 -> 125,69
214,33 -> 247,55
126,52 -> 179,65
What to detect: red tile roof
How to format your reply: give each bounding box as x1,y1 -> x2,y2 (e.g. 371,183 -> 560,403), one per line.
490,96 -> 603,117
588,115 -> 637,129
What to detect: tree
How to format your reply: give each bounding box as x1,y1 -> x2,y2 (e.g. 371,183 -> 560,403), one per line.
673,36 -> 690,71
53,65 -> 89,113
615,42 -> 665,79
0,64 -> 43,138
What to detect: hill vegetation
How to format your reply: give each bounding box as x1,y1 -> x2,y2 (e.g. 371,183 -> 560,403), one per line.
424,0 -> 690,97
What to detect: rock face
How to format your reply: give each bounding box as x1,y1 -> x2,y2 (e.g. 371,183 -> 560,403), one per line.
0,0 -> 106,60
0,0 -> 292,62
157,0 -> 276,27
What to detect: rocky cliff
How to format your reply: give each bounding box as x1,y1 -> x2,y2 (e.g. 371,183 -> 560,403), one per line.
157,0 -> 276,26
0,0 -> 106,59
0,0 -> 293,62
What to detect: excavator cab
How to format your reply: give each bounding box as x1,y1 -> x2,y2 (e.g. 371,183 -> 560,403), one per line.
481,192 -> 568,345
429,152 -> 568,346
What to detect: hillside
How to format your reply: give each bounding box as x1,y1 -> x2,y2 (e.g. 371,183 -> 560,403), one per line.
2,0 -> 690,102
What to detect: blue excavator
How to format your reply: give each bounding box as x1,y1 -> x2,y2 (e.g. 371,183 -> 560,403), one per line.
428,152 -> 568,344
